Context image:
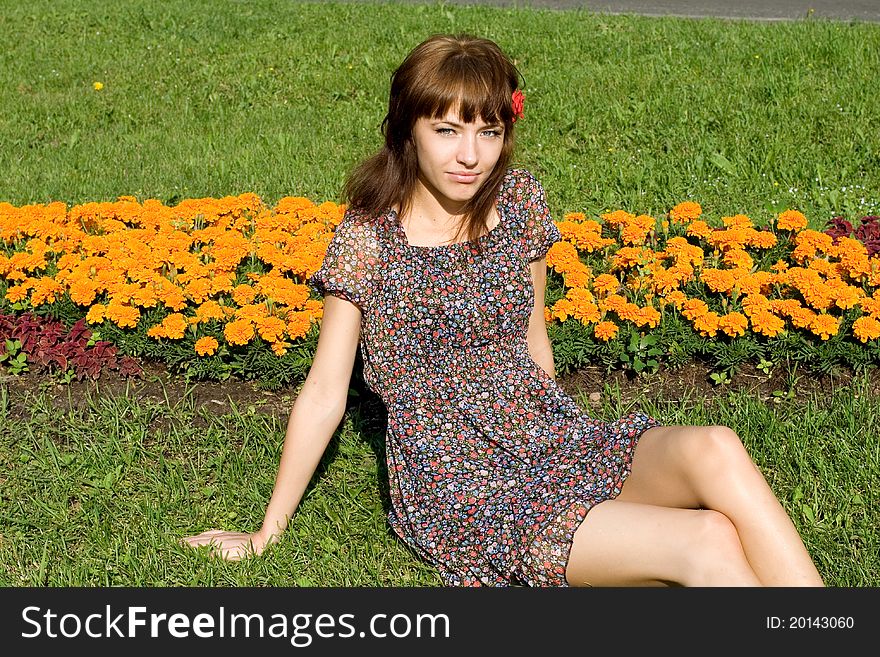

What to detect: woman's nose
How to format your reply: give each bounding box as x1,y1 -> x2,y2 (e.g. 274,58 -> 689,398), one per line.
456,134 -> 478,166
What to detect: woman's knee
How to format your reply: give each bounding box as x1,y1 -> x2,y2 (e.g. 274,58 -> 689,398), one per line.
684,510 -> 759,586
681,425 -> 749,473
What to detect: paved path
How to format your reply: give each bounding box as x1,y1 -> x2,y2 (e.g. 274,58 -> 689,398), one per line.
394,0 -> 880,22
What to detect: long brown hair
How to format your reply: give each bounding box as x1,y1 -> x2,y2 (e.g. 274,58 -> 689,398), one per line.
343,34 -> 522,247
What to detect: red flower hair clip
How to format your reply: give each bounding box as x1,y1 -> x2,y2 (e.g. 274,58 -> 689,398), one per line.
511,89 -> 525,122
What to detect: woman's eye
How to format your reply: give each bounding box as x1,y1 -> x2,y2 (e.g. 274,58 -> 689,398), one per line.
482,130 -> 502,137
436,127 -> 455,135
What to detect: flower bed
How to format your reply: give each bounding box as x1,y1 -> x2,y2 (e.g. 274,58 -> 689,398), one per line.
1,195 -> 879,387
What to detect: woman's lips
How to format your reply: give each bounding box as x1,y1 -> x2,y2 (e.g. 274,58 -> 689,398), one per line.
448,171 -> 480,182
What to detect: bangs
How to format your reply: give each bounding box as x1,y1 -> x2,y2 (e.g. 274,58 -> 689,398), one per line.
414,57 -> 510,125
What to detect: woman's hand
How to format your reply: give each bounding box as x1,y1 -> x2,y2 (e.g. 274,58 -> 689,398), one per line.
180,529 -> 272,561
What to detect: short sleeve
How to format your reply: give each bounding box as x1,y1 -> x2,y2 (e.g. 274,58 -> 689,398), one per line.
307,210 -> 381,311
518,172 -> 561,262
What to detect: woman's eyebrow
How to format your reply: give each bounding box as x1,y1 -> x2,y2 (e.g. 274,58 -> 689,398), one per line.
433,119 -> 502,128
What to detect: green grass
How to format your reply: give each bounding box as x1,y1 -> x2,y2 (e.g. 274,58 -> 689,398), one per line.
3,0 -> 879,225
1,1 -> 878,586
0,374 -> 876,586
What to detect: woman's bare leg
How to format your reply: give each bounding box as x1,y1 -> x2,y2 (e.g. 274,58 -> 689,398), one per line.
609,425 -> 823,586
565,501 -> 762,586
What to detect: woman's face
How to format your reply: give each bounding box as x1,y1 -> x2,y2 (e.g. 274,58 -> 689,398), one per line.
410,108 -> 505,211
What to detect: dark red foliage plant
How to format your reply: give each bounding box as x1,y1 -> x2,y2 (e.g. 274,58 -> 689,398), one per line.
0,312 -> 142,380
824,215 -> 880,256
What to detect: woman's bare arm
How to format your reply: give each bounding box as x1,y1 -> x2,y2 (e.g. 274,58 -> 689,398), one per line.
182,294 -> 363,559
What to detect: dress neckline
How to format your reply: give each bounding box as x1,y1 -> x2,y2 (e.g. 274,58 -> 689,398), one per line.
389,206 -> 505,251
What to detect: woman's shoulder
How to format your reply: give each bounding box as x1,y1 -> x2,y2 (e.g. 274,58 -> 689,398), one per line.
502,167 -> 542,187
328,205 -> 387,253
499,168 -> 547,207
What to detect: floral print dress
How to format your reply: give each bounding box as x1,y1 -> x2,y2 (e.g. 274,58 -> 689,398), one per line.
308,169 -> 660,586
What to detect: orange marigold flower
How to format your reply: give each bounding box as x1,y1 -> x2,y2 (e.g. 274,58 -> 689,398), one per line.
860,295 -> 880,318
546,240 -> 578,269
598,293 -> 627,314
563,262 -> 592,288
722,249 -> 753,270
741,293 -> 771,317
789,307 -> 817,330
719,312 -> 748,337
160,313 -> 188,339
700,268 -> 736,294
750,310 -> 785,337
5,284 -> 29,304
747,229 -> 777,249
592,274 -> 619,296
593,321 -> 619,341
600,209 -> 635,228
809,313 -> 839,340
224,318 -> 254,346
232,283 -> 257,306
210,273 -> 235,295
776,209 -> 808,232
692,311 -> 720,337
195,336 -> 219,356
270,341 -> 289,357
682,298 -> 709,321
195,300 -> 227,323
853,316 -> 880,343
286,311 -> 312,339
669,201 -> 702,224
632,305 -> 661,329
685,220 -> 711,240
827,279 -> 864,310
30,277 -> 64,306
664,290 -> 687,309
105,301 -> 140,329
257,316 -> 287,343
611,247 -> 645,270
721,214 -> 753,229
184,278 -> 214,304
572,299 -> 601,325
648,267 -> 681,295
551,298 -> 575,322
86,304 -> 107,324
770,260 -> 789,272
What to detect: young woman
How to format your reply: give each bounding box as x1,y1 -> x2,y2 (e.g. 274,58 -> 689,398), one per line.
183,34 -> 824,587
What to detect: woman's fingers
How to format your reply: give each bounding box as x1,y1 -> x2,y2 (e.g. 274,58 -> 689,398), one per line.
180,530 -> 256,560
